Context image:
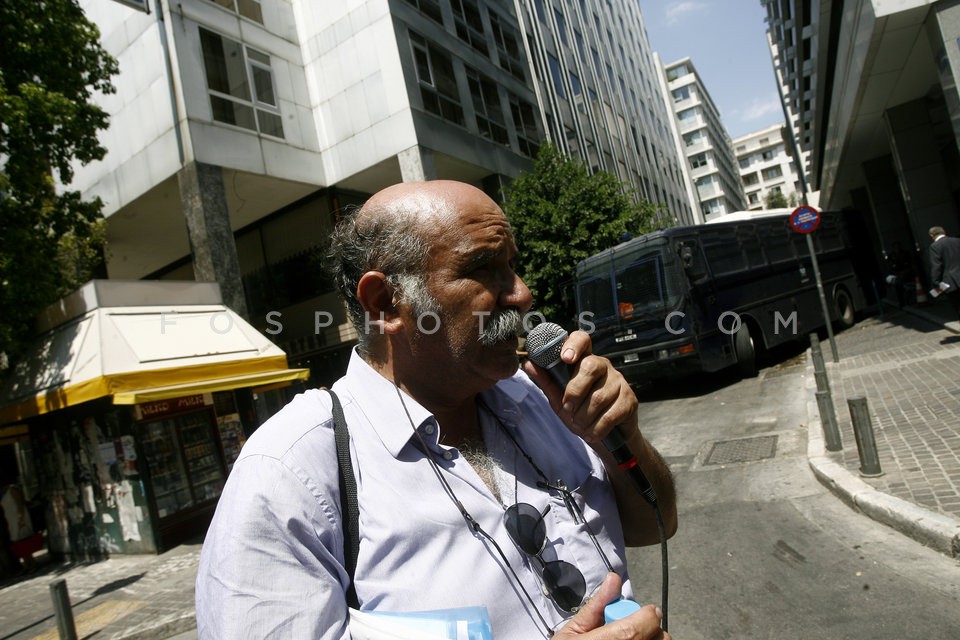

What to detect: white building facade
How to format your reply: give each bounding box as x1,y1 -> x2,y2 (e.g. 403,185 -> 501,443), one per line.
71,0 -> 696,382
661,57 -> 746,222
733,123 -> 804,210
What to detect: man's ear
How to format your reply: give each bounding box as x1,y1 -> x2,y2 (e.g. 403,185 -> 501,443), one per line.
356,271 -> 404,334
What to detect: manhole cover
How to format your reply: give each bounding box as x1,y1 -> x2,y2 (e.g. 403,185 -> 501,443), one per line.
704,435 -> 778,465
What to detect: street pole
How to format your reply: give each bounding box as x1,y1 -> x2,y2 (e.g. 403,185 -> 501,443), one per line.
49,579 -> 78,640
773,61 -> 840,363
805,233 -> 839,362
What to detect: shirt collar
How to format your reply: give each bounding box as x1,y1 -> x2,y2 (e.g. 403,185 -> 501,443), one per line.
338,349 -> 537,457
339,349 -> 434,457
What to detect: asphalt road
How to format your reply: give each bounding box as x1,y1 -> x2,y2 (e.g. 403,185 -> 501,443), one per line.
624,335 -> 960,639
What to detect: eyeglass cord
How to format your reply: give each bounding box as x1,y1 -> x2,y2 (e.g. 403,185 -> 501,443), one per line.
477,400 -> 616,575
394,384 -> 558,638
480,399 -> 669,631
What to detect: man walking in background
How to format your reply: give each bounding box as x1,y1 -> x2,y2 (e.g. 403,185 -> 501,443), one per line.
928,225 -> 960,322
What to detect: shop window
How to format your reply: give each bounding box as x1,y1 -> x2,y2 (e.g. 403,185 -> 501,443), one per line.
213,391 -> 247,471
141,410 -> 226,518
199,28 -> 283,138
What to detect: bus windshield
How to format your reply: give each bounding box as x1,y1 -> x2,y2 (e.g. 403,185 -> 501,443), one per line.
577,239 -> 682,326
616,256 -> 668,318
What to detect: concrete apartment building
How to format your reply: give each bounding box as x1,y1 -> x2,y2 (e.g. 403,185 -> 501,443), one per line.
70,0 -> 696,384
733,123 -> 805,210
661,57 -> 747,222
763,0 -> 960,281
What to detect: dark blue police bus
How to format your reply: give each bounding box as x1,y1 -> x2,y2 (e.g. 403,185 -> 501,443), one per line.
573,210 -> 867,383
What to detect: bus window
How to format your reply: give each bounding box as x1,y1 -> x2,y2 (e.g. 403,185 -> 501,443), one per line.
616,256 -> 665,317
737,226 -> 765,269
702,228 -> 748,276
759,223 -> 796,264
578,275 -> 615,321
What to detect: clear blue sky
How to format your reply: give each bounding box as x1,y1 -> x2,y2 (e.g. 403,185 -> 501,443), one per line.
640,0 -> 784,140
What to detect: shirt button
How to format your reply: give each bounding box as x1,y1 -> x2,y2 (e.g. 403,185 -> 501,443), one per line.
442,450 -> 454,460
423,424 -> 435,435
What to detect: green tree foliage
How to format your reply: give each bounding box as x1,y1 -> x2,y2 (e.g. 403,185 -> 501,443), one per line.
502,143 -> 663,324
764,189 -> 789,209
0,0 -> 117,366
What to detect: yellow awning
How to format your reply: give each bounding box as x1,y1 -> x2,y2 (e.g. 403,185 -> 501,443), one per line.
0,281 -> 316,425
0,359 -> 312,423
112,367 -> 310,404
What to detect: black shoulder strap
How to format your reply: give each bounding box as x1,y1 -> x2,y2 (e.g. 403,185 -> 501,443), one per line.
328,389 -> 360,610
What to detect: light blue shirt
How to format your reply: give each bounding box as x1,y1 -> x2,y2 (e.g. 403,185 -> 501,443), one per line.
196,350 -> 632,639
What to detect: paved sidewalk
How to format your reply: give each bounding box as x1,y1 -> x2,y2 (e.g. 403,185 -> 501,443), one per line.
805,300 -> 960,557
0,539 -> 199,640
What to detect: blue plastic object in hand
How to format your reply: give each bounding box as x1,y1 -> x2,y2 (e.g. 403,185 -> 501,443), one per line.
604,598 -> 642,624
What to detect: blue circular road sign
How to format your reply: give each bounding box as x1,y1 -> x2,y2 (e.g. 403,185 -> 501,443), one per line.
790,205 -> 821,234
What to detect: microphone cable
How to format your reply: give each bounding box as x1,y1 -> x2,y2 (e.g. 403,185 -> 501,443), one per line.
602,424 -> 669,632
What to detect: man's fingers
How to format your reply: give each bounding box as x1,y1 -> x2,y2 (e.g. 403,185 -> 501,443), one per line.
555,572 -> 621,635
560,330 -> 593,363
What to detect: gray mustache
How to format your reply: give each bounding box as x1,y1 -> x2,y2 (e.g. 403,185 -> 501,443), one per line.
479,309 -> 524,346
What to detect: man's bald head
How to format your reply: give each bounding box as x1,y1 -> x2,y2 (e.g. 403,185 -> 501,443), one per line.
327,180 -> 499,356
357,180 -> 492,232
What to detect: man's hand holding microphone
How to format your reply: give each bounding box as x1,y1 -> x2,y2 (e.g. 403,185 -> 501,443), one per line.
521,322 -> 676,639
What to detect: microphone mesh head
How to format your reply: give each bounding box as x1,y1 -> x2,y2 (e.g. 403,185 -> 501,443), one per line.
525,322 -> 568,369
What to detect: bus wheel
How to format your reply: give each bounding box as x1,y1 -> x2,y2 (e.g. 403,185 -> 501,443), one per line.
734,324 -> 758,378
834,288 -> 855,329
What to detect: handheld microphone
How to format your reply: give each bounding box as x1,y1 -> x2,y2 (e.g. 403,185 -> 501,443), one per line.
525,322 -> 658,507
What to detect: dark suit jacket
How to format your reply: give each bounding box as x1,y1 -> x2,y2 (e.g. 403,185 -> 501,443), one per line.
929,235 -> 960,292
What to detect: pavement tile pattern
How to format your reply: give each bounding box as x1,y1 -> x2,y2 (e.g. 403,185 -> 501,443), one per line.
824,317 -> 960,521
